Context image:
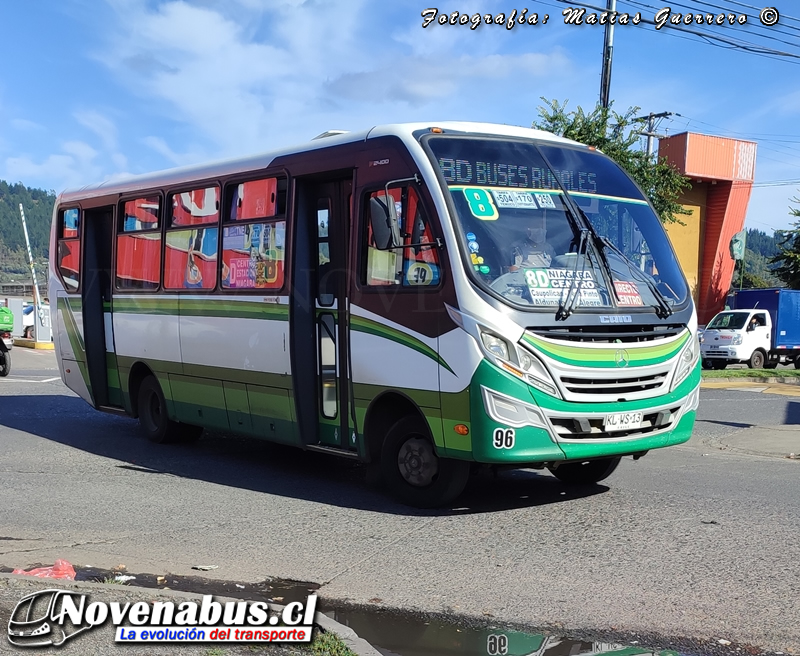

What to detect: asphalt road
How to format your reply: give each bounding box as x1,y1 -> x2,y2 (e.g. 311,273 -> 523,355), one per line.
1,349 -> 799,653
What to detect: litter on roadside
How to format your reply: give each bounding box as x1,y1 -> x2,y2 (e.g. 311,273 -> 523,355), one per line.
191,565 -> 219,571
12,559 -> 76,580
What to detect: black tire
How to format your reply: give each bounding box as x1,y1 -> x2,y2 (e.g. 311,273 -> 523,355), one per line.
137,376 -> 181,444
379,416 -> 470,508
794,356 -> 800,370
701,359 -> 714,370
0,351 -> 10,377
748,349 -> 766,369
548,457 -> 621,485
711,361 -> 727,370
764,360 -> 778,370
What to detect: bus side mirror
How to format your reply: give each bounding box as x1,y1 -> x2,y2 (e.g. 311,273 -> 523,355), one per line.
369,195 -> 402,250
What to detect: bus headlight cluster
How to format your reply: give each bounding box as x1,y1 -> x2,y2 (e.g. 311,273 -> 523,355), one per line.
480,332 -> 510,361
671,335 -> 700,391
478,329 -> 560,398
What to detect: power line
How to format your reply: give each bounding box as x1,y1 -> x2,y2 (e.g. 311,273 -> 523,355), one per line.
558,0 -> 800,63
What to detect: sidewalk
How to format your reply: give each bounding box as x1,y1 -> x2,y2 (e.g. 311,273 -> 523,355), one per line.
700,380 -> 800,459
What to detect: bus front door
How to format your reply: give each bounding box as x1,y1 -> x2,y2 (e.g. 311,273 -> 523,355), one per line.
291,177 -> 356,453
83,206 -> 123,409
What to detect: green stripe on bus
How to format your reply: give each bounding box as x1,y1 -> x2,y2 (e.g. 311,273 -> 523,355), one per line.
522,331 -> 689,368
350,315 -> 454,374
112,297 -> 289,321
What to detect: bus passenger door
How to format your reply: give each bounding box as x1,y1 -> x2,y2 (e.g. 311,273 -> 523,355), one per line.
82,206 -> 123,409
291,176 -> 355,452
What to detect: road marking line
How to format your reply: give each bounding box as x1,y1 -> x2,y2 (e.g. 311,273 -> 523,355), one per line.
41,377 -> 61,382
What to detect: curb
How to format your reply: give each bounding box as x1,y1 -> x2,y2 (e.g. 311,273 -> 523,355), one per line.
0,573 -> 381,656
701,376 -> 800,385
12,338 -> 55,350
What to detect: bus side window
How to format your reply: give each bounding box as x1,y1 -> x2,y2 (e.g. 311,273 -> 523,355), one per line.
221,176 -> 287,291
58,208 -> 81,292
363,184 -> 440,288
116,196 -> 162,291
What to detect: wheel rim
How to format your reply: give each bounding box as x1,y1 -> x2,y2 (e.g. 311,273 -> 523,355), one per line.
753,354 -> 764,367
396,436 -> 438,487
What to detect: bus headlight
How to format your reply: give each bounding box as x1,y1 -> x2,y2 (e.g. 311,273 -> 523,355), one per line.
480,331 -> 511,361
671,336 -> 699,391
517,346 -> 561,398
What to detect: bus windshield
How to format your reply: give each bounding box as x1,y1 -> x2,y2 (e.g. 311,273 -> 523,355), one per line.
427,136 -> 689,313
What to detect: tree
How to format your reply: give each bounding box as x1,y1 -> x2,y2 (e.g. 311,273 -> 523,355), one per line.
532,98 -> 692,224
771,198 -> 800,289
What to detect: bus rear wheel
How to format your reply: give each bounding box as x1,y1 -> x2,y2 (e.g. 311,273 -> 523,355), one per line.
137,376 -> 182,444
548,457 -> 621,485
0,351 -> 10,377
380,416 -> 469,508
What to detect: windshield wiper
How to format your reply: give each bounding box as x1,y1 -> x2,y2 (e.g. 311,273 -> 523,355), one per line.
596,234 -> 674,319
556,228 -> 588,321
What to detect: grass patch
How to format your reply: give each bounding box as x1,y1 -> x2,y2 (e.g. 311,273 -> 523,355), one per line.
311,630 -> 357,656
702,368 -> 800,379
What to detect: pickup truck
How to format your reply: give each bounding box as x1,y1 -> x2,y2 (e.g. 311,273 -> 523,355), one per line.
700,288 -> 800,370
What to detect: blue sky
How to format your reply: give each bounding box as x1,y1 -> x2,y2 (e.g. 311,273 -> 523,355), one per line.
2,0 -> 799,232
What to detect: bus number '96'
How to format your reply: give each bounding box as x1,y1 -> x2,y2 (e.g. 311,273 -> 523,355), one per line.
487,634 -> 509,655
492,428 -> 515,449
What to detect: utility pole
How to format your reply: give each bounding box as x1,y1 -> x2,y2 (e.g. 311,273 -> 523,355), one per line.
599,0 -> 616,108
18,203 -> 44,341
634,111 -> 676,158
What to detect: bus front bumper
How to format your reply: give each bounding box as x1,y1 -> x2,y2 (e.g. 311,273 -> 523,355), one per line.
465,359 -> 701,464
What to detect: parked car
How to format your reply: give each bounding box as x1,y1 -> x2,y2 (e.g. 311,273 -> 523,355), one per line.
22,304 -> 34,339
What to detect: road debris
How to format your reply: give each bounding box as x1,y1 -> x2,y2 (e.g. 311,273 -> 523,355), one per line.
12,559 -> 75,580
191,565 -> 219,571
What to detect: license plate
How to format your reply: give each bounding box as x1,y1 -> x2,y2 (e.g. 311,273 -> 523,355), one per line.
604,411 -> 643,432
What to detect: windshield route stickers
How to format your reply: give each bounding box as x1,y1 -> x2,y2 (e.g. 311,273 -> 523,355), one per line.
523,268 -> 602,307
614,280 -> 644,306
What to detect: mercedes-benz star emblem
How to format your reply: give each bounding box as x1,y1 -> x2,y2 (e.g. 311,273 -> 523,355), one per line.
615,349 -> 630,368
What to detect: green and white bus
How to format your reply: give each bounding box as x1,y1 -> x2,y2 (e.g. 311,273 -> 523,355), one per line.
50,122 -> 700,507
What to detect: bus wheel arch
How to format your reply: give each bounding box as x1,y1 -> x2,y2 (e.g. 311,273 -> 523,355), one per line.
364,392 -> 469,508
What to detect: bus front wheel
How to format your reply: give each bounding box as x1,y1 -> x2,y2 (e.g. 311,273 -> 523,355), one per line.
380,416 -> 469,508
138,376 -> 182,444
548,457 -> 621,485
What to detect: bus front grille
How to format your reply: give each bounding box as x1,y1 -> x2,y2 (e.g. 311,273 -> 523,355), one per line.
558,372 -> 668,396
529,324 -> 684,343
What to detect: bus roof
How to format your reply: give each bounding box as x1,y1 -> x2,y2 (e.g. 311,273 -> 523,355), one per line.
57,121 -> 584,204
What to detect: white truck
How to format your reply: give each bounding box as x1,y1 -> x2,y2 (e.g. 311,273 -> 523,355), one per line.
700,288 -> 800,370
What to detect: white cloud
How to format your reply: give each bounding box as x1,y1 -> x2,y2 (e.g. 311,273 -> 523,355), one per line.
142,135 -> 203,166
75,110 -> 119,151
325,51 -> 571,105
11,119 -> 45,131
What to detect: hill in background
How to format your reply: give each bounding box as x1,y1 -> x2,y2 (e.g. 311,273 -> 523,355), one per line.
0,181 -> 54,283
